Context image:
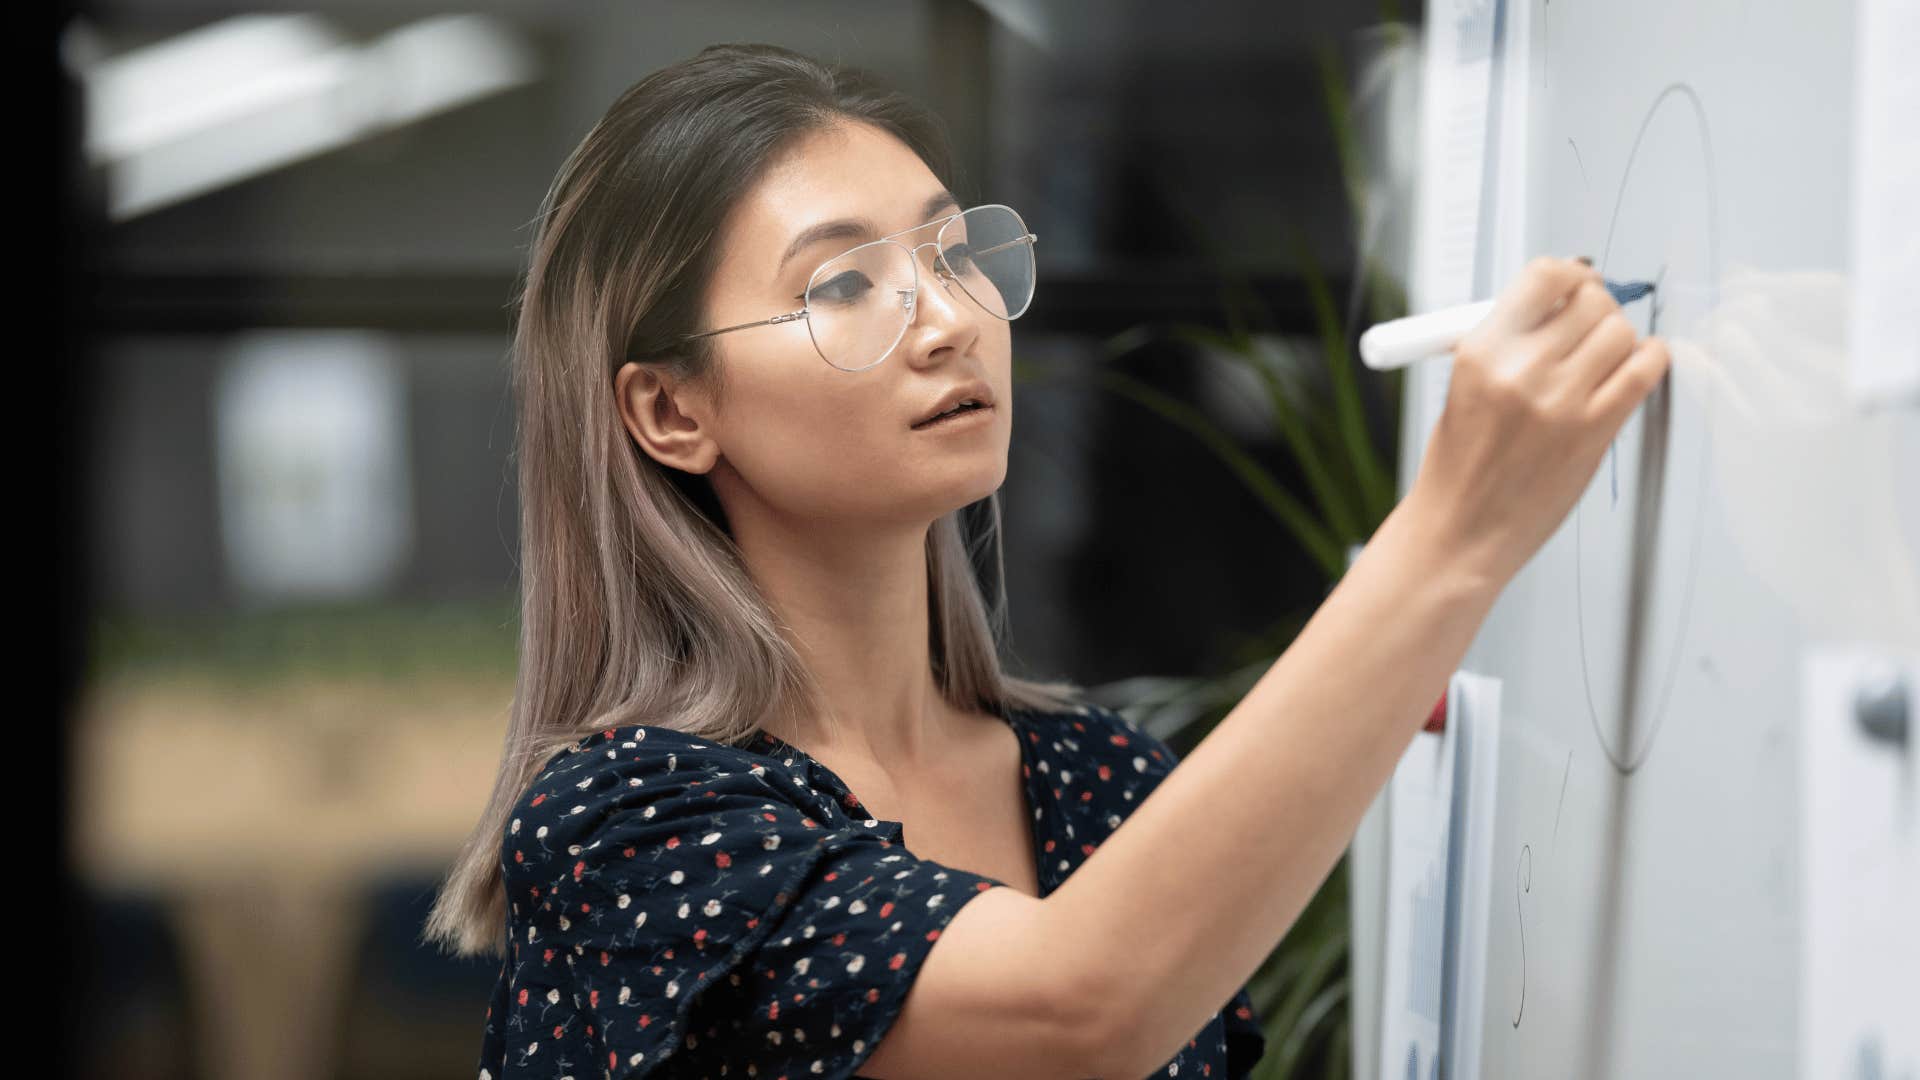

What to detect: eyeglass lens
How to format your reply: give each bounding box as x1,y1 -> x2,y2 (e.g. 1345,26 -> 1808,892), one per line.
803,205 -> 1035,371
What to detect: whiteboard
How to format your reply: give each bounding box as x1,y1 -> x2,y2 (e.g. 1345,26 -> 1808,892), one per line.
1366,0 -> 1920,1076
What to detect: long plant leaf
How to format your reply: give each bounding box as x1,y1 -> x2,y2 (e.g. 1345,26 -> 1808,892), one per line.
1274,978 -> 1352,1078
1314,37 -> 1366,239
1286,221 -> 1397,521
1166,325 -> 1366,543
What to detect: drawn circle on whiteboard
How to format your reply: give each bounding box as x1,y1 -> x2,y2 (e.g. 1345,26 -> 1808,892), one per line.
1572,83 -> 1719,775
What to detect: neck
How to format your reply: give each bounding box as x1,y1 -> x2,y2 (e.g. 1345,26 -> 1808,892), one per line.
727,502 -> 961,773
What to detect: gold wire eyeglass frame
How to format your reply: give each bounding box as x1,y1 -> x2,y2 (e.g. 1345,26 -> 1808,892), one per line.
677,203 -> 1038,372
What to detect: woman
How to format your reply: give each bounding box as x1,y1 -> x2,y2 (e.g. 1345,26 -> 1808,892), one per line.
426,42 -> 1668,1080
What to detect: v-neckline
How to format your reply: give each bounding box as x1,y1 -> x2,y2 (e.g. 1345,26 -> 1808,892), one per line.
745,704 -> 1052,897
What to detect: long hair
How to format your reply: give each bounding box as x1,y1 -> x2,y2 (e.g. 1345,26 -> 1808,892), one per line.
425,42 -> 1087,959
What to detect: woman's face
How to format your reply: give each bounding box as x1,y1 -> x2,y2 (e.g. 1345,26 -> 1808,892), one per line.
620,119 -> 1012,535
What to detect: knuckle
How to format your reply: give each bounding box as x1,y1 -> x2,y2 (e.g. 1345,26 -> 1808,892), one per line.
1544,387 -> 1583,427
1489,365 -> 1537,412
1527,389 -> 1564,429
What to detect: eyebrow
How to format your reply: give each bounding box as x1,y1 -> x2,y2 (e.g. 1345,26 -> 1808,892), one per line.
775,190 -> 964,278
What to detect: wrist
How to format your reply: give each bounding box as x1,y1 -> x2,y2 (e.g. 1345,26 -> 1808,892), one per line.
1371,487 -> 1510,607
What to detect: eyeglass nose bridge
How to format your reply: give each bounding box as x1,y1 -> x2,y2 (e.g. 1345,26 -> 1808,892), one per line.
899,237 -> 962,289
883,239 -> 971,336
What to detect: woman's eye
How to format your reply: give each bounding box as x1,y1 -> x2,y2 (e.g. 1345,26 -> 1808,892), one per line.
941,243 -> 976,271
811,270 -> 873,304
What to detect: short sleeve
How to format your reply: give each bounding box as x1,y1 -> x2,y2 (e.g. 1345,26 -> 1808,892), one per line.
494,727 -> 1009,1080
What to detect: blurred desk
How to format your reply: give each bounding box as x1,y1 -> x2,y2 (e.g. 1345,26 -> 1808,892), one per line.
72,673 -> 514,1080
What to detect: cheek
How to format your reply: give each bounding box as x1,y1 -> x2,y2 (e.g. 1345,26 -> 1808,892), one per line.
720,385 -> 906,513
984,319 -> 1014,383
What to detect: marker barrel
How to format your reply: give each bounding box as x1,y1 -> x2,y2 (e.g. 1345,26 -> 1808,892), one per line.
1357,300 -> 1497,371
1359,276 -> 1654,372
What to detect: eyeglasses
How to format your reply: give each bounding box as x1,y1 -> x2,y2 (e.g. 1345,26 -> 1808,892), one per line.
679,203 -> 1037,372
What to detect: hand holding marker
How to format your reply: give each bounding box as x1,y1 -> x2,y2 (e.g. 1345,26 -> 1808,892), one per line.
1359,257 -> 1656,371
1387,255 -> 1671,598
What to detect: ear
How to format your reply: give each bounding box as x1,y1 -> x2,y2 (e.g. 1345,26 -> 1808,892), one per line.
613,361 -> 720,475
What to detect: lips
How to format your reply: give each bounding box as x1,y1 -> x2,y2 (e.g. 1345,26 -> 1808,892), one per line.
911,379 -> 995,428
912,402 -> 991,428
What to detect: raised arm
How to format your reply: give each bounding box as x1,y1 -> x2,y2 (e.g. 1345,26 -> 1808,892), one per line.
1050,255 -> 1669,1076
1055,494 -> 1501,1076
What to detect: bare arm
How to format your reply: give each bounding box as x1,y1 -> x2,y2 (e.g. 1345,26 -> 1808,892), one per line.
1050,251 -> 1670,1076
1060,494 -> 1502,1077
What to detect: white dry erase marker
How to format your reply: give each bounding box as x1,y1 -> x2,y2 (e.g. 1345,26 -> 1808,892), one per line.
1358,278 -> 1655,371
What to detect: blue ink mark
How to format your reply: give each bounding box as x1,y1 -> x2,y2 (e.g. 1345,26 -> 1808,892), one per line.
1605,279 -> 1655,304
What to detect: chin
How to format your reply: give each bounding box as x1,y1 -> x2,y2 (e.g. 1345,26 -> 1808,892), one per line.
962,461 -> 1010,505
925,460 -> 1009,518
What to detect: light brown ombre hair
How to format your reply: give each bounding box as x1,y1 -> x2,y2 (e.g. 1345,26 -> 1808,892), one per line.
424,42 -> 1087,960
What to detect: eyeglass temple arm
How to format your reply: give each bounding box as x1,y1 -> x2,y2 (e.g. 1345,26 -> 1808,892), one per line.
683,309 -> 808,342
968,233 -> 1037,258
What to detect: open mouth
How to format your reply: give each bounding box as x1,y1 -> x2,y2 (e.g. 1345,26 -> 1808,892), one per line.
911,402 -> 991,429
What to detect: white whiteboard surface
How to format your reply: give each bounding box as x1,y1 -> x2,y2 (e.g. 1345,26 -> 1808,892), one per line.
1365,0 -> 1920,1076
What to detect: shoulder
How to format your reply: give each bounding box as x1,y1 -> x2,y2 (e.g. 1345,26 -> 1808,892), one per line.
516,723 -> 812,814
502,724 -> 829,880
525,722 -> 771,788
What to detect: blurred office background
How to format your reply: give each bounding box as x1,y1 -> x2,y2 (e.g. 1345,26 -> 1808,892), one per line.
55,1 -> 1422,1077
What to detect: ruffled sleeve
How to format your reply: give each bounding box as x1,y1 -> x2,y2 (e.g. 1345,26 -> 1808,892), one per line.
486,725 -> 1010,1080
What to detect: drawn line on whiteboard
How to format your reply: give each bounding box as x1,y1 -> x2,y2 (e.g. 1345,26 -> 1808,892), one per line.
1576,80 -> 1719,777
1512,843 -> 1533,1028
1551,750 -> 1572,854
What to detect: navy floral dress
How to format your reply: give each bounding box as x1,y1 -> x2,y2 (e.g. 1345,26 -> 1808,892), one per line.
476,701 -> 1266,1079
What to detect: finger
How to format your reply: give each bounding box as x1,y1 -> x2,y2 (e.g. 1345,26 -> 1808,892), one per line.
1564,308 -> 1641,402
1587,335 -> 1672,430
1526,277 -> 1620,369
1482,255 -> 1591,337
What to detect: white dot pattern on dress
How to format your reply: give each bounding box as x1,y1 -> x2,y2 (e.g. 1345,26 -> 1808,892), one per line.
473,703 -> 1265,1079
